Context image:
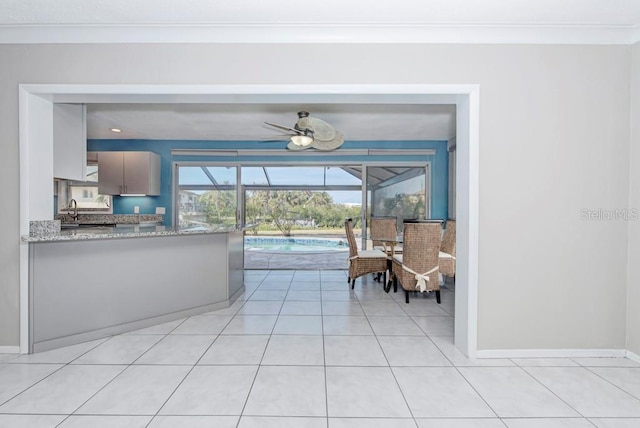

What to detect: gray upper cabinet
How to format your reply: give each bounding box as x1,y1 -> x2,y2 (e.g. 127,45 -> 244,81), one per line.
53,104 -> 87,181
98,151 -> 161,195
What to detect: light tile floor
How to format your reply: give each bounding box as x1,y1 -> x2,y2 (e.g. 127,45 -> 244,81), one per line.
1,270 -> 640,428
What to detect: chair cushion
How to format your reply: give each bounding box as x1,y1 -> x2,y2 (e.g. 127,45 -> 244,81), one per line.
357,249 -> 387,258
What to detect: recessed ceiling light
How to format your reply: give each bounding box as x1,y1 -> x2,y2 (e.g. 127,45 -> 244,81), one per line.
110,128 -> 122,133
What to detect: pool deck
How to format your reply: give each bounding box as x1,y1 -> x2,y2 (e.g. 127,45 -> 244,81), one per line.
245,249 -> 349,270
244,234 -> 352,270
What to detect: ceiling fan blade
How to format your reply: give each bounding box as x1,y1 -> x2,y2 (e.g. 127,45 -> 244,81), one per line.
312,131 -> 344,151
297,116 -> 336,141
260,134 -> 291,140
264,122 -> 303,134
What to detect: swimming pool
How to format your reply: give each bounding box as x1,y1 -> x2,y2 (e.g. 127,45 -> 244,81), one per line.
244,236 -> 349,253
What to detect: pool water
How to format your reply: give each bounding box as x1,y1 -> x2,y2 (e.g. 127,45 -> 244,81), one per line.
245,237 -> 348,252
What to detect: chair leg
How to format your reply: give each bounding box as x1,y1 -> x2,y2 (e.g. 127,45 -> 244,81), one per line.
393,275 -> 398,293
383,271 -> 387,288
435,290 -> 441,304
405,289 -> 410,304
351,278 -> 356,289
347,276 -> 350,283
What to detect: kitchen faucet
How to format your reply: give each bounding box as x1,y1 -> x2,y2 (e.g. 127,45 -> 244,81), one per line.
69,199 -> 78,221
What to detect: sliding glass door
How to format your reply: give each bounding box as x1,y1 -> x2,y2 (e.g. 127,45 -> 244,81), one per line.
367,165 -> 430,237
174,163 -> 431,245
241,166 -> 362,237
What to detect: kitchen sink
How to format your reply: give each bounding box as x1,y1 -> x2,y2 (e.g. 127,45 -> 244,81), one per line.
61,223 -> 116,229
60,223 -> 80,229
60,225 -> 116,235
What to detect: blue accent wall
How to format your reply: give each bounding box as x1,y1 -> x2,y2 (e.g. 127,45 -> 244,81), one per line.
87,140 -> 449,225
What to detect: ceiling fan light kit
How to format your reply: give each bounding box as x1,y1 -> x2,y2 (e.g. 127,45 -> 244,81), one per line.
290,134 -> 314,147
264,111 -> 345,151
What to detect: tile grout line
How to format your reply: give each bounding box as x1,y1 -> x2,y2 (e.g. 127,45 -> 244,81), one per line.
56,355 -> 136,424
393,281 -> 504,422
234,270 -> 293,425
511,365 -> 589,420
450,365 -> 503,420
580,365 -> 640,404
144,272 -> 271,428
357,282 -> 421,427
1,337 -> 107,409
1,338 -> 114,427
321,272 -> 331,428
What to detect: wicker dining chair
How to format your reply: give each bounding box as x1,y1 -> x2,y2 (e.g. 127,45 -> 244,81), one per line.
345,218 -> 388,289
370,216 -> 401,282
439,219 -> 456,280
370,217 -> 398,254
391,219 -> 443,304
371,216 -> 401,254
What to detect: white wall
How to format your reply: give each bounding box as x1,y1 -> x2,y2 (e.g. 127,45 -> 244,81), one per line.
0,43 -> 632,351
627,42 -> 640,357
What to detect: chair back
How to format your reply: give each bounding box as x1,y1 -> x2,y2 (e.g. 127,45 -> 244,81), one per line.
344,218 -> 359,258
402,219 -> 442,275
370,216 -> 397,247
441,219 -> 456,256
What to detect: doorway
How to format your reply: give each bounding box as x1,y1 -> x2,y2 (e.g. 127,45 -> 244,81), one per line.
19,83 -> 479,357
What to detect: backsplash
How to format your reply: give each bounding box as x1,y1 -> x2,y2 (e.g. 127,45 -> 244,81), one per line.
56,214 -> 164,225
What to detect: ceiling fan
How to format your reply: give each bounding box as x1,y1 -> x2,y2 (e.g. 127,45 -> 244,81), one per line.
264,111 -> 345,151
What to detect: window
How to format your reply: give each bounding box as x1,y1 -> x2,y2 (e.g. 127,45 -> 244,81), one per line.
176,166 -> 238,228
57,164 -> 112,213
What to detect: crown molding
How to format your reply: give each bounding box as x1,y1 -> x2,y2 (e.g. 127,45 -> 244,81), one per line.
1,23 -> 639,45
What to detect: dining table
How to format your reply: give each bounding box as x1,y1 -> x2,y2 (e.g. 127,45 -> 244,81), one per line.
375,235 -> 403,292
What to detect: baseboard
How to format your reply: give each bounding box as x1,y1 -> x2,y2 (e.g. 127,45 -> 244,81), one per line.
228,284 -> 246,305
0,346 -> 20,354
476,348 -> 628,359
32,301 -> 230,354
626,350 -> 640,364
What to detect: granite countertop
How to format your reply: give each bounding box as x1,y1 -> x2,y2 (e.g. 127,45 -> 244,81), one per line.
56,213 -> 164,225
23,224 -> 251,243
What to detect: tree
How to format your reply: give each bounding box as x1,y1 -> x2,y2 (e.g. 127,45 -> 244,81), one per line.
381,192 -> 425,221
245,190 -> 344,236
198,189 -> 236,225
245,191 -> 266,234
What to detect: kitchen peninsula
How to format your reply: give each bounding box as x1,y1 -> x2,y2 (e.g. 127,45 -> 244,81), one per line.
23,223 -> 247,353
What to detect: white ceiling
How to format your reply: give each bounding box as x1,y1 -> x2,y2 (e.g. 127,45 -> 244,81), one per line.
1,0 -> 639,44
87,103 -> 456,141
8,1 -> 639,142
